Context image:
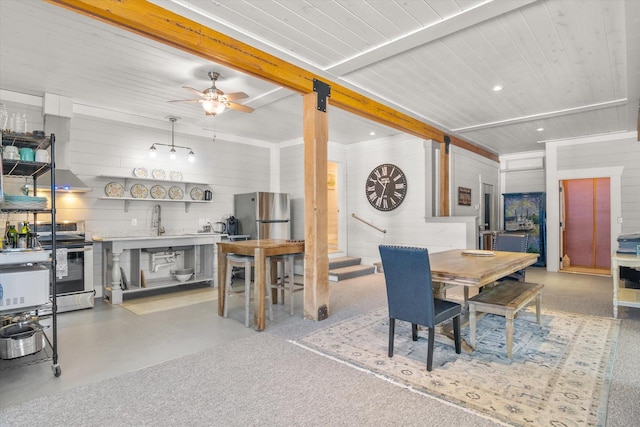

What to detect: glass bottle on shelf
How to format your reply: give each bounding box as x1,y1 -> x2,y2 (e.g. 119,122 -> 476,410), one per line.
8,113 -> 15,133
21,220 -> 31,248
14,113 -> 24,135
21,113 -> 28,134
7,225 -> 18,248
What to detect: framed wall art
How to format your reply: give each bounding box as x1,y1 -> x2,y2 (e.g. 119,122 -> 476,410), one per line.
458,187 -> 471,206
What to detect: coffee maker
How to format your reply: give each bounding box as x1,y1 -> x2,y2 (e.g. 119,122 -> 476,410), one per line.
226,216 -> 238,235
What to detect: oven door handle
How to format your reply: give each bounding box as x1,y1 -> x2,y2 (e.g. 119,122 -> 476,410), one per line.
48,247 -> 93,253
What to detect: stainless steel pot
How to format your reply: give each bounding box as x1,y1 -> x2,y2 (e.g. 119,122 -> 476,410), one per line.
0,321 -> 45,359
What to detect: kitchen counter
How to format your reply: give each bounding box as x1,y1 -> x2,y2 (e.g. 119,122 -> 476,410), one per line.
95,233 -> 227,304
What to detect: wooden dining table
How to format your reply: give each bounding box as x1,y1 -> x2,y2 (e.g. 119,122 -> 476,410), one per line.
217,239 -> 304,331
427,249 -> 539,352
429,249 -> 539,290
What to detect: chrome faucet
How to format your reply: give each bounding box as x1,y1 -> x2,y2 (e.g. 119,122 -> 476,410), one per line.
152,204 -> 165,236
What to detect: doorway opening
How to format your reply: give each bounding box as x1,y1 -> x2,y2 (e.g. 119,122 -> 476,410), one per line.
560,178 -> 611,275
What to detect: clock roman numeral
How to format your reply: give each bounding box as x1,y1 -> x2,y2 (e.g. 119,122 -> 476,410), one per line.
368,192 -> 378,202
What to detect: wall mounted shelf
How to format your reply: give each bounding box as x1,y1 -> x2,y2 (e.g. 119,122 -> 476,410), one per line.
97,175 -> 211,213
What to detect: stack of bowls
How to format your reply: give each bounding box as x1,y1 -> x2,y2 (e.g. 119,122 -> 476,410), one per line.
3,146 -> 19,160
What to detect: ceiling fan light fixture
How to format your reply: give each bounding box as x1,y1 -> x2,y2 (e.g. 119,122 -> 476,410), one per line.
203,99 -> 226,115
188,150 -> 195,162
149,144 -> 157,158
169,147 -> 177,160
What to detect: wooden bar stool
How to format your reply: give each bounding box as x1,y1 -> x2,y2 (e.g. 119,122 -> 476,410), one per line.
269,254 -> 304,315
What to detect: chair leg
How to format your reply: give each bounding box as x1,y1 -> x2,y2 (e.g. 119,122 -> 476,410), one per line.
287,255 -> 295,316
412,323 -> 418,341
244,261 -> 251,328
223,262 -> 232,318
388,318 -> 395,357
453,315 -> 461,354
426,327 -> 435,371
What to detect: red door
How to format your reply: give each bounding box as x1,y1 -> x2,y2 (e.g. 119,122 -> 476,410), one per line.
562,178 -> 611,269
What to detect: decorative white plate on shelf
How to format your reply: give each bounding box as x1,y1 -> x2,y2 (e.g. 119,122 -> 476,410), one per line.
133,167 -> 148,178
461,249 -> 495,257
152,168 -> 166,180
105,182 -> 125,198
190,187 -> 204,200
130,183 -> 148,198
169,186 -> 184,200
150,185 -> 167,199
170,170 -> 183,181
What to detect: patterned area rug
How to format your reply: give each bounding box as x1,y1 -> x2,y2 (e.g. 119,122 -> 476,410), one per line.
296,307 -> 620,426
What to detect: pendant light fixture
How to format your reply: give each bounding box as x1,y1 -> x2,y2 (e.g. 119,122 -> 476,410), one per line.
149,117 -> 195,162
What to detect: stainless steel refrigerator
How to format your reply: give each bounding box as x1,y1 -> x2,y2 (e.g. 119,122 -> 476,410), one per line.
233,192 -> 290,240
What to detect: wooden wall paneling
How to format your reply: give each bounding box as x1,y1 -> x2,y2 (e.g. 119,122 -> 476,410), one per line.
439,139 -> 450,215
303,92 -> 329,321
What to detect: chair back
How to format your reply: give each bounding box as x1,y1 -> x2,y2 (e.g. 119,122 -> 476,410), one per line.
379,245 -> 436,327
493,233 -> 528,253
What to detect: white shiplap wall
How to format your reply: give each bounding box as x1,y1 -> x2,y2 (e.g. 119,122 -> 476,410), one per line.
556,135 -> 640,234
279,134 -> 500,266
545,132 -> 639,271
1,94 -> 272,296
450,145 -> 500,218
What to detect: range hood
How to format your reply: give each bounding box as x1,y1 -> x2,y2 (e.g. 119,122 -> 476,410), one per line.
36,169 -> 92,193
39,112 -> 92,193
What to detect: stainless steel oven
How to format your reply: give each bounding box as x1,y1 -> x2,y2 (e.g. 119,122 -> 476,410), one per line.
37,223 -> 94,313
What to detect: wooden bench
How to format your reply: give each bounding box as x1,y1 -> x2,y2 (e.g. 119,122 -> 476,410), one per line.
467,280 -> 544,358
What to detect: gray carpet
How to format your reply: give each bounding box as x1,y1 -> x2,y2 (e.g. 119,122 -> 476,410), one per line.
1,269 -> 639,426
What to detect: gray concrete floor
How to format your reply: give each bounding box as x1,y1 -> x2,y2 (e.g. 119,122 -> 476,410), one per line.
1,268 -> 639,427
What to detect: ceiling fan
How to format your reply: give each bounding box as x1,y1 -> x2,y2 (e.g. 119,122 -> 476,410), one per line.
169,71 -> 254,116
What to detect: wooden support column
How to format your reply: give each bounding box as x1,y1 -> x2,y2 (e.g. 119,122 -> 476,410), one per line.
303,91 -> 329,321
439,136 -> 451,216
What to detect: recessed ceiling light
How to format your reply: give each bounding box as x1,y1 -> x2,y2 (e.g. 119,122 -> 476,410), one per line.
492,85 -> 503,92
537,127 -> 544,132
369,131 -> 376,136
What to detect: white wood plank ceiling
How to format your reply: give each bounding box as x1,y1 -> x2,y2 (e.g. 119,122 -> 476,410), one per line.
1,0 -> 638,155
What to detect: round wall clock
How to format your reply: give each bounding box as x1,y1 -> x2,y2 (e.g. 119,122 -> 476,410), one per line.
365,163 -> 407,211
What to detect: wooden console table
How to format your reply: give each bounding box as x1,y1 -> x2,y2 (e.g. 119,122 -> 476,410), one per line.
611,253 -> 640,318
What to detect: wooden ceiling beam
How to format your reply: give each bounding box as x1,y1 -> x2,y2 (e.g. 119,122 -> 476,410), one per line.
45,0 -> 497,160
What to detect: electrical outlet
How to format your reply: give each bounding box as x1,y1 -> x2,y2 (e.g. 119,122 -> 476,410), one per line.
132,218 -> 137,226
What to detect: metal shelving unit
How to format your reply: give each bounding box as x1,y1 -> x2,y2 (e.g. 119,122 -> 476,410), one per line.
0,132 -> 59,376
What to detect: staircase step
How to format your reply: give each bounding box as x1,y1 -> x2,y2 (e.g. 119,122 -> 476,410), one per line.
329,256 -> 362,270
329,264 -> 376,282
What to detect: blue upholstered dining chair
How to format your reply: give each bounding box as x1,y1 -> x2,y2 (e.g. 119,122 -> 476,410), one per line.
492,233 -> 529,282
379,245 -> 462,371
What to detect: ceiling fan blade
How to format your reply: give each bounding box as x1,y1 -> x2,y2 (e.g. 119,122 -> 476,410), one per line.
227,102 -> 254,113
168,99 -> 203,103
224,92 -> 248,101
182,86 -> 206,97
